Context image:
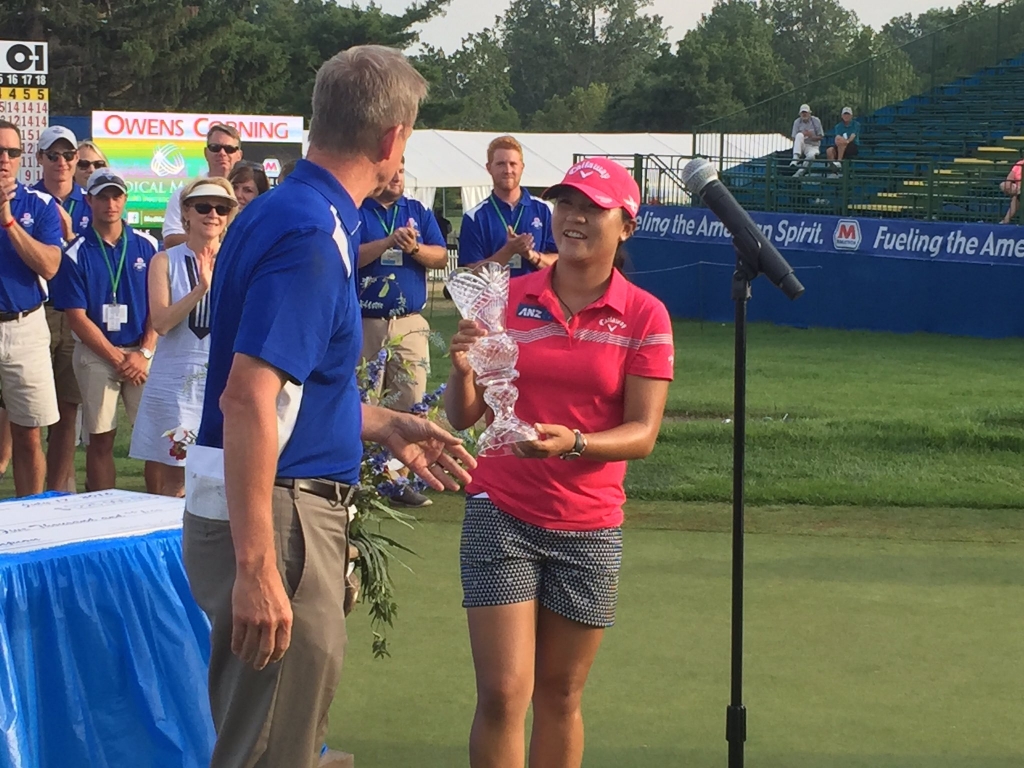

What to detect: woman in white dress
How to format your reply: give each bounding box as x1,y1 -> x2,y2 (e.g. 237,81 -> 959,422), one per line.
129,178 -> 238,496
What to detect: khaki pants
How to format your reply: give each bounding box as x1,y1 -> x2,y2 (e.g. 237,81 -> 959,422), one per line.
46,305 -> 82,405
360,312 -> 430,412
182,486 -> 350,768
0,305 -> 59,428
72,342 -> 145,434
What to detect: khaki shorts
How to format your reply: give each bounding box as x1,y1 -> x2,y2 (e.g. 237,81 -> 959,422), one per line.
360,312 -> 430,412
0,305 -> 59,428
73,342 -> 147,435
46,305 -> 82,405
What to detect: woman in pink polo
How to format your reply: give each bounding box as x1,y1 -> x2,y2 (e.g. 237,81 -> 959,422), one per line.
445,157 -> 674,768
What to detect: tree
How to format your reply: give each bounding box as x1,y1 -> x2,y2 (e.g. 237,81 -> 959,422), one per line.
501,0 -> 666,122
529,83 -> 609,131
0,0 -> 448,115
416,28 -> 521,130
759,0 -> 864,84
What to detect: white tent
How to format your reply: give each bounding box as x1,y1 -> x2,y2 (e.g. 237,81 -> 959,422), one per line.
399,130 -> 792,210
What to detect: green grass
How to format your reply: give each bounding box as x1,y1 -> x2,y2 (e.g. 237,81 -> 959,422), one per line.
330,514 -> 1024,767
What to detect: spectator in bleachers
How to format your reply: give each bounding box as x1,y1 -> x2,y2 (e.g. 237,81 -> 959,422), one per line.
790,104 -> 824,177
999,158 -> 1024,224
827,107 -> 861,167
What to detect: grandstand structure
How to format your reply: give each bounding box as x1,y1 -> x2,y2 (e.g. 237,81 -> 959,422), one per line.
600,0 -> 1024,223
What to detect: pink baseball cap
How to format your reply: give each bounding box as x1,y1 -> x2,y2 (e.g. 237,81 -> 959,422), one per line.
542,157 -> 641,218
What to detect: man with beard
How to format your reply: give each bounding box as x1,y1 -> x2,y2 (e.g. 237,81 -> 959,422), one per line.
459,135 -> 557,278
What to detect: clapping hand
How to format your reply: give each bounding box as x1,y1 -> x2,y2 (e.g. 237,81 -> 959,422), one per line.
195,244 -> 216,291
0,174 -> 15,227
392,225 -> 418,254
505,225 -> 534,256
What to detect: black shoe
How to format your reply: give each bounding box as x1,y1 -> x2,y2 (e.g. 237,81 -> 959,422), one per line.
390,486 -> 432,508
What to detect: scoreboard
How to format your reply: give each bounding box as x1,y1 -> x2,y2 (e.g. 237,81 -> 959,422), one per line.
0,41 -> 49,185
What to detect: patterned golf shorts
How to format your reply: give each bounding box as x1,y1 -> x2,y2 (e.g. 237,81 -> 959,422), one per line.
460,496 -> 623,628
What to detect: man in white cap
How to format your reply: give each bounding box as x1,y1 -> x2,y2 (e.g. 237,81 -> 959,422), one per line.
33,124 -> 90,492
827,107 -> 862,166
790,104 -> 824,177
0,118 -> 62,496
50,168 -> 159,491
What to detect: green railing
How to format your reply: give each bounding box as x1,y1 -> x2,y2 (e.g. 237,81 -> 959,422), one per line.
577,152 -> 1024,224
693,0 -> 1024,160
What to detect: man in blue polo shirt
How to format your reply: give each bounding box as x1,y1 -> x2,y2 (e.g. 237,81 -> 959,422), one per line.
50,169 -> 158,492
0,118 -> 62,497
182,46 -> 475,768
34,124 -> 91,493
358,157 -> 448,507
459,135 -> 557,278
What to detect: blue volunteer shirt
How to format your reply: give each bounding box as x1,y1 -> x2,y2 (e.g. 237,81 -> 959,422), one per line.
197,159 -> 364,483
0,183 -> 62,312
459,189 -> 557,279
32,180 -> 91,239
358,195 -> 446,318
51,225 -> 157,346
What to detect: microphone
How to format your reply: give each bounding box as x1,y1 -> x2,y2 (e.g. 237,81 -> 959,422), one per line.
681,158 -> 805,300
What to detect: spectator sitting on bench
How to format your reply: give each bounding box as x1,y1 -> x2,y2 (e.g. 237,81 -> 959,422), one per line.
827,107 -> 861,169
1000,158 -> 1024,224
790,103 -> 824,177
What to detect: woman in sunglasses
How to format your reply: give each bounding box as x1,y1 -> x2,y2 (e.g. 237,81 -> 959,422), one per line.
74,141 -> 108,190
227,162 -> 269,210
129,178 -> 238,496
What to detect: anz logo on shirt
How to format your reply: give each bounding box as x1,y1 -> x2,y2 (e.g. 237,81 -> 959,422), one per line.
516,303 -> 553,322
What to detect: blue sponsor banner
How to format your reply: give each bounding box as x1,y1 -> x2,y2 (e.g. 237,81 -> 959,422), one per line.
633,206 -> 1024,266
626,206 -> 1024,338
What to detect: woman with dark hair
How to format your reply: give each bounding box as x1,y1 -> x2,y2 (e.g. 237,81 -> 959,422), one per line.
444,157 -> 674,768
227,162 -> 269,209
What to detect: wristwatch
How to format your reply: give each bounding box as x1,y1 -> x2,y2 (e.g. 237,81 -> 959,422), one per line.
139,347 -> 154,360
560,429 -> 587,460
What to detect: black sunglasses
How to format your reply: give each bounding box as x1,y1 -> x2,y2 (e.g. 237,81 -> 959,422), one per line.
44,150 -> 77,163
77,159 -> 107,171
192,202 -> 232,216
207,143 -> 240,155
0,147 -> 23,159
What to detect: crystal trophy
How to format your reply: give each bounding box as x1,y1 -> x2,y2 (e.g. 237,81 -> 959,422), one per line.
445,262 -> 538,456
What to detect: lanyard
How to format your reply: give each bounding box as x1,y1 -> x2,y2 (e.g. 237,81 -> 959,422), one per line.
373,205 -> 400,236
65,198 -> 76,219
489,194 -> 524,234
93,227 -> 128,304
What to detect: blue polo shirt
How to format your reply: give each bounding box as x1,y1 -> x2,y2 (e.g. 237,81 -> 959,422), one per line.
32,180 -> 91,239
51,225 -> 158,346
459,189 -> 557,279
197,159 -> 364,483
358,195 -> 446,318
0,183 -> 62,312
833,119 -> 862,145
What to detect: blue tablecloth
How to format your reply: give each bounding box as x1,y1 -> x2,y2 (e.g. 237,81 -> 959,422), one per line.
0,524 -> 215,768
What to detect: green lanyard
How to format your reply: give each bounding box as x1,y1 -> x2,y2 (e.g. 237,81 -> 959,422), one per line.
65,199 -> 76,219
373,205 -> 400,236
489,194 -> 524,234
93,227 -> 128,304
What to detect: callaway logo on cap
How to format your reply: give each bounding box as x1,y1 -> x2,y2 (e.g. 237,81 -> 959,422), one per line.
542,157 -> 641,218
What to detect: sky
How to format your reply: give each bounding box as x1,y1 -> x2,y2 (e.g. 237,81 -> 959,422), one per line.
371,0 -> 992,52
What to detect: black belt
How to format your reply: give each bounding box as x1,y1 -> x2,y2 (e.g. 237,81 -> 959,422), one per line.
0,304 -> 41,323
274,477 -> 358,505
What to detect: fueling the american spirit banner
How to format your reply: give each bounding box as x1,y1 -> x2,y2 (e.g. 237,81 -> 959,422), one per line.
633,206 -> 1024,267
91,111 -> 304,228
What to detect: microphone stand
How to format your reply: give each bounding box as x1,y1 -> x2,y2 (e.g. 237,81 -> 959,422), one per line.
726,247 -> 756,768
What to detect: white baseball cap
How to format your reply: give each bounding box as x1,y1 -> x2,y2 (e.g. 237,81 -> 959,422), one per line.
842,106 -> 853,116
799,104 -> 811,114
39,125 -> 78,151
87,168 -> 127,196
